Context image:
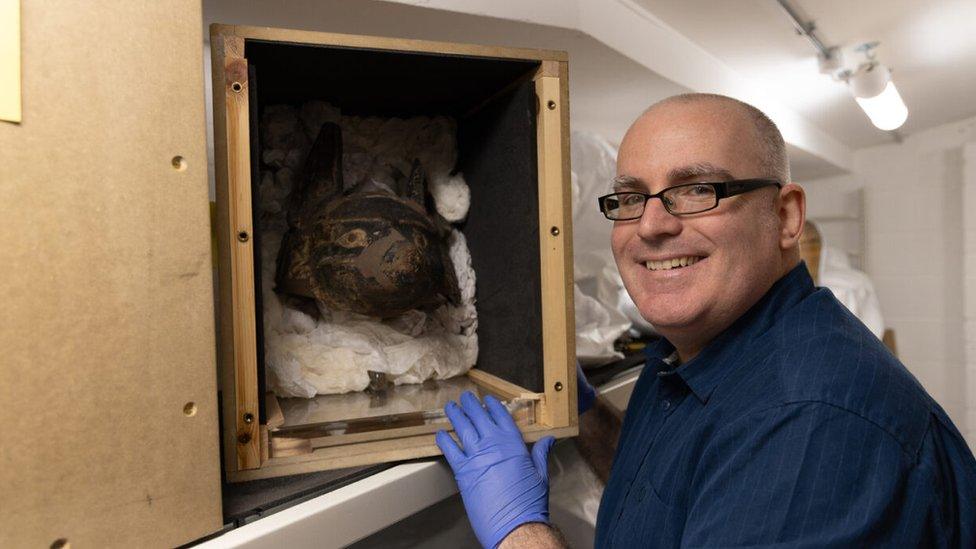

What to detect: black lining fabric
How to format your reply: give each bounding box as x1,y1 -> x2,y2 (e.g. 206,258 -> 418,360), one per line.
459,81 -> 543,392
244,39 -> 544,394
248,63 -> 268,423
245,40 -> 538,117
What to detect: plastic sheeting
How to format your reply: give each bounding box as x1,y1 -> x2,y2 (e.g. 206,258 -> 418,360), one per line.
571,131 -> 653,365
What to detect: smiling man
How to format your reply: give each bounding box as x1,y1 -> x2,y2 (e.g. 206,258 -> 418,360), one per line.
437,94 -> 976,548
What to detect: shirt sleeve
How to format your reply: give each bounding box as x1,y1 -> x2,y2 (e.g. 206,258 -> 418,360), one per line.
681,401 -> 931,548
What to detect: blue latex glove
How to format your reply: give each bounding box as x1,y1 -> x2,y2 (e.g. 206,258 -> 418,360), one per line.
577,361 -> 596,415
435,391 -> 555,549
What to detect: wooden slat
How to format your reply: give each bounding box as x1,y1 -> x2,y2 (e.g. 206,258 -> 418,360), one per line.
270,436 -> 313,459
212,29 -> 260,470
467,368 -> 544,401
0,1 -> 221,546
230,425 -> 579,482
266,392 -> 285,429
215,23 -> 567,63
533,61 -> 576,429
558,60 -> 578,427
273,402 -> 537,451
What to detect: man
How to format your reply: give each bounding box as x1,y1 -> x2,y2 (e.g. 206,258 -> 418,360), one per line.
436,94 -> 976,548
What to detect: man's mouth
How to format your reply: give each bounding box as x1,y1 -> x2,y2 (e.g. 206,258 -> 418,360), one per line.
644,256 -> 704,271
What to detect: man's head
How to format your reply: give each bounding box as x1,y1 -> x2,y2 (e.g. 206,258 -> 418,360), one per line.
611,94 -> 805,359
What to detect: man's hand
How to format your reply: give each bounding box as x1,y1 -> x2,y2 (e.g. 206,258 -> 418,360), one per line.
435,391 -> 555,549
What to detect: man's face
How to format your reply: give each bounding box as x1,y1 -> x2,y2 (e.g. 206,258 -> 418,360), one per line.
611,101 -> 785,340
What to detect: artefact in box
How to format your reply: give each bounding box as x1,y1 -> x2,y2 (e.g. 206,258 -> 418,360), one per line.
211,24 -> 576,482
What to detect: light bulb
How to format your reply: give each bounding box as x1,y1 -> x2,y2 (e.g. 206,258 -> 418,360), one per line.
855,81 -> 908,131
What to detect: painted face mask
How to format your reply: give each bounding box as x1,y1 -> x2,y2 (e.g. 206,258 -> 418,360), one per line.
275,122 -> 461,318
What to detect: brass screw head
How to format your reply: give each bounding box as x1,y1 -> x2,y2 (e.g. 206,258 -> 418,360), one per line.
550,226 -> 560,236
547,100 -> 557,110
554,381 -> 564,391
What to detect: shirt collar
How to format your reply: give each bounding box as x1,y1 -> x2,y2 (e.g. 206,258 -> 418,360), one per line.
644,263 -> 815,403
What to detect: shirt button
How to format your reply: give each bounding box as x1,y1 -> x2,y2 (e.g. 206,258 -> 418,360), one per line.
661,400 -> 671,411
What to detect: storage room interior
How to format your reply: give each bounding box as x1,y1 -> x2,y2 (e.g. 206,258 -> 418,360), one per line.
3,0 -> 975,547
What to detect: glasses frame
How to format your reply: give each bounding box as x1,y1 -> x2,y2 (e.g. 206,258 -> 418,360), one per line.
597,178 -> 783,220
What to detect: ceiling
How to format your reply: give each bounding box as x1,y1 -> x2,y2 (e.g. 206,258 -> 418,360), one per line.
204,0 -> 687,150
634,0 -> 976,149
204,0 -> 976,180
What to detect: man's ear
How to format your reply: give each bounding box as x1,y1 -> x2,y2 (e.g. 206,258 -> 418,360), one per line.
778,183 -> 805,251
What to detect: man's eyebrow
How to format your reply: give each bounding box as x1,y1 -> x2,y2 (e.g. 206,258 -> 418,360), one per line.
611,175 -> 644,192
667,162 -> 735,182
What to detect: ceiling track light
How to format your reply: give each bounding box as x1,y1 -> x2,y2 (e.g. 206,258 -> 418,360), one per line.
775,0 -> 909,132
848,62 -> 909,131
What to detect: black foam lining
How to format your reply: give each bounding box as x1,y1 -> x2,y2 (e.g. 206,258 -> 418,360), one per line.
245,39 -> 544,393
245,40 -> 538,118
248,64 -> 268,423
458,81 -> 543,392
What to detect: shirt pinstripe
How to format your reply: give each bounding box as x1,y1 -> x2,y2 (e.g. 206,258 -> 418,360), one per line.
594,264 -> 976,548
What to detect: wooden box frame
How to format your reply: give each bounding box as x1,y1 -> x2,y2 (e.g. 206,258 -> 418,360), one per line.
211,24 -> 577,482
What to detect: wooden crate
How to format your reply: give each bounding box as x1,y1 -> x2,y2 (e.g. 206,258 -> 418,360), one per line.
211,24 -> 577,482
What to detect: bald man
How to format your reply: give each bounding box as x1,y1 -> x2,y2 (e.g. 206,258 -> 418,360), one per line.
436,94 -> 976,548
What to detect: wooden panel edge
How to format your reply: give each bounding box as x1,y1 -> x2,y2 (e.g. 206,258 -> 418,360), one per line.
265,392 -> 284,429
222,24 -> 568,62
467,368 -> 543,401
534,63 -> 574,430
558,60 -> 578,428
228,426 -> 578,482
210,31 -> 239,478
217,33 -> 261,470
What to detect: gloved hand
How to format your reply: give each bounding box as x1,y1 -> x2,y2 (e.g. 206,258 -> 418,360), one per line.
577,361 -> 596,415
436,391 -> 555,549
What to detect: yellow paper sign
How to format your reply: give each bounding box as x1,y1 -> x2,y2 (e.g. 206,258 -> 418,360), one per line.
0,0 -> 22,123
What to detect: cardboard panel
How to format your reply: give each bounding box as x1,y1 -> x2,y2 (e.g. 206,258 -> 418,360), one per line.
0,1 -> 222,546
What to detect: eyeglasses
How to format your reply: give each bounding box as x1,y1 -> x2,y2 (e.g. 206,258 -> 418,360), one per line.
597,179 -> 782,220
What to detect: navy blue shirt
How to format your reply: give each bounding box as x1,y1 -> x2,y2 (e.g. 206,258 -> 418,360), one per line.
594,264 -> 976,548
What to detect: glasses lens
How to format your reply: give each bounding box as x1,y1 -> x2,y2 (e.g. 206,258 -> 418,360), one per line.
664,184 -> 717,214
603,193 -> 646,219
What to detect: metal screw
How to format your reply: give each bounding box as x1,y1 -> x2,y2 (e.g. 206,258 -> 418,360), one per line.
237,231 -> 249,242
243,412 -> 254,424
547,100 -> 557,110
238,433 -> 251,444
550,226 -> 560,236
231,81 -> 243,93
554,381 -> 564,391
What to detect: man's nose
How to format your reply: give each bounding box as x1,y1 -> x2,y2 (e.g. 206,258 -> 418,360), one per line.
636,197 -> 682,239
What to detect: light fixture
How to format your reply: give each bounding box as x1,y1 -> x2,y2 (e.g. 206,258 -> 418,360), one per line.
776,0 -> 909,133
848,63 -> 909,131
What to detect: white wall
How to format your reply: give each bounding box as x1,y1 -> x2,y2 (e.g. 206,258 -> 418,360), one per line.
801,174 -> 865,270
854,115 -> 976,447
